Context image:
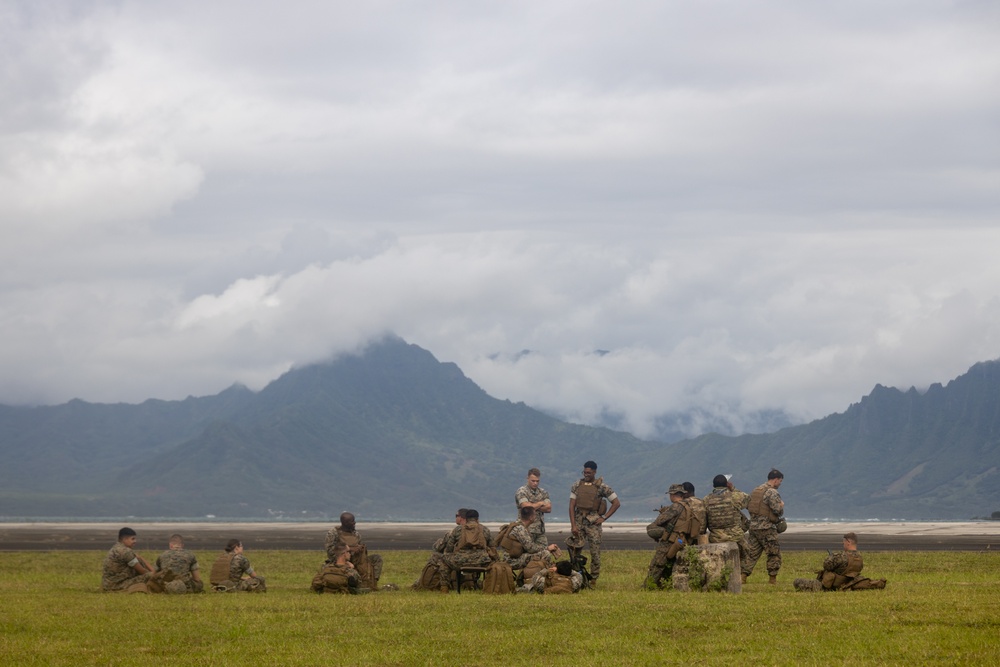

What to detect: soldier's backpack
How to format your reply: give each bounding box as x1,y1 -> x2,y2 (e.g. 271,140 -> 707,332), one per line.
543,571 -> 575,594
522,554 -> 549,582
482,561 -> 516,594
311,563 -> 353,594
682,497 -> 707,539
413,561 -> 443,591
496,520 -> 523,557
337,533 -> 377,589
457,521 -> 488,551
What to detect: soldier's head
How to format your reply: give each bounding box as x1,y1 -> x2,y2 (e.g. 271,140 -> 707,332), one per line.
682,481 -> 695,497
527,468 -> 542,489
555,560 -> 574,576
168,534 -> 185,549
843,532 -> 858,550
520,505 -> 537,523
455,509 -> 469,525
118,527 -> 137,547
224,539 -> 242,553
465,509 -> 480,522
713,474 -> 729,489
767,469 -> 784,487
332,544 -> 350,564
582,461 -> 598,482
667,483 -> 686,501
339,512 -> 356,530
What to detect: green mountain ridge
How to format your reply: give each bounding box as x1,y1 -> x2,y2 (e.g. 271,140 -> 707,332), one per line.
1,336 -> 998,520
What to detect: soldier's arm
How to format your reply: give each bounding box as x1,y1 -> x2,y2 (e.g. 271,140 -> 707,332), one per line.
569,497 -> 578,532
766,490 -> 784,518
133,554 -> 154,575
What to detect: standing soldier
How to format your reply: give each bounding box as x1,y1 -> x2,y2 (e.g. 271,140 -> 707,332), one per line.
567,460 -> 620,585
743,468 -> 786,585
644,483 -> 692,589
515,468 -> 552,549
703,474 -> 751,566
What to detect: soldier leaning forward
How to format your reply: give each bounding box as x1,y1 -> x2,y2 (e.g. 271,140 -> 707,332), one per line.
644,483 -> 698,589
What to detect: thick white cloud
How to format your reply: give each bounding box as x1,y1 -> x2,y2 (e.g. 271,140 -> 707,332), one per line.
1,1 -> 998,439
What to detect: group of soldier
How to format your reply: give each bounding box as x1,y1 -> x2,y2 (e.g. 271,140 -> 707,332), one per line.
101,528 -> 266,594
101,460 -> 884,595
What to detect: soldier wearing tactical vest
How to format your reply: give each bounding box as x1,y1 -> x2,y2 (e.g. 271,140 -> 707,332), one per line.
325,512 -> 383,590
644,483 -> 692,589
567,460 -> 620,585
435,509 -> 496,592
681,482 -> 708,545
703,474 -> 751,567
743,468 -> 785,585
210,539 -> 266,592
312,545 -> 365,594
793,533 -> 887,592
499,506 -> 561,571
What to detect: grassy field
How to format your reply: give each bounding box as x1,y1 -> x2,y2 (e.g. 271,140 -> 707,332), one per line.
0,549 -> 997,666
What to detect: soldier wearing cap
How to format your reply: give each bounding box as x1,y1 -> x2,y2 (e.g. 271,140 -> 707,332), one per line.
643,483 -> 691,589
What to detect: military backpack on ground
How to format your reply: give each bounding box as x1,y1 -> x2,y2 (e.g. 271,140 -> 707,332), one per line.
543,571 -> 574,594
312,563 -> 355,594
482,561 -> 516,594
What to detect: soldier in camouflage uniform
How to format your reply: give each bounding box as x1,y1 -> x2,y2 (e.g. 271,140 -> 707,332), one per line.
431,509 -> 469,554
743,468 -> 785,585
155,534 -> 204,594
515,468 -> 552,550
101,527 -> 170,593
210,539 -> 267,592
567,460 -> 620,583
794,533 -> 887,592
644,484 -> 691,589
436,509 -> 496,592
324,512 -> 383,587
312,545 -> 365,594
703,474 -> 751,567
500,506 -> 560,571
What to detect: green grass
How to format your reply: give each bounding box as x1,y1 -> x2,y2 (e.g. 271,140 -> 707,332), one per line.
1,550 -> 997,666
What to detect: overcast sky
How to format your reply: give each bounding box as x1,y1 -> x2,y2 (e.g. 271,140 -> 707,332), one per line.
2,1 -> 999,439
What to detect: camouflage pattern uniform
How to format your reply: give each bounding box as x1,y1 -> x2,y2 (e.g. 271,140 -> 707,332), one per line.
324,526 -> 383,583
102,542 -> 150,592
522,569 -> 584,593
211,552 -> 266,592
703,486 -> 751,566
744,483 -> 784,578
515,483 -> 551,549
500,522 -> 554,571
566,478 -> 618,580
156,548 -> 204,593
645,501 -> 687,588
436,522 -> 495,583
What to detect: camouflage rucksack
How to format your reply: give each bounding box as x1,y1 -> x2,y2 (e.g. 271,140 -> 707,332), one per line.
482,561 -> 516,594
457,521 -> 488,551
496,521 -> 523,557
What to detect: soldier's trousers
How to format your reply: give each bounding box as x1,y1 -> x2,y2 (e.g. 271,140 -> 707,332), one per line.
744,527 -> 781,577
645,542 -> 676,587
566,520 -> 603,578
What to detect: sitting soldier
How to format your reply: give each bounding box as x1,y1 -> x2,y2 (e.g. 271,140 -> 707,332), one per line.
325,512 -> 383,590
794,532 -> 887,592
101,527 -> 173,593
413,509 -> 469,591
312,545 -> 366,594
435,509 -> 495,593
499,506 -> 561,573
209,539 -> 267,592
155,534 -> 204,594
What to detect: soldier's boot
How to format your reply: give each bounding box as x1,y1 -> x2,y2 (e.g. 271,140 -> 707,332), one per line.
740,572 -> 748,584
768,575 -> 777,585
